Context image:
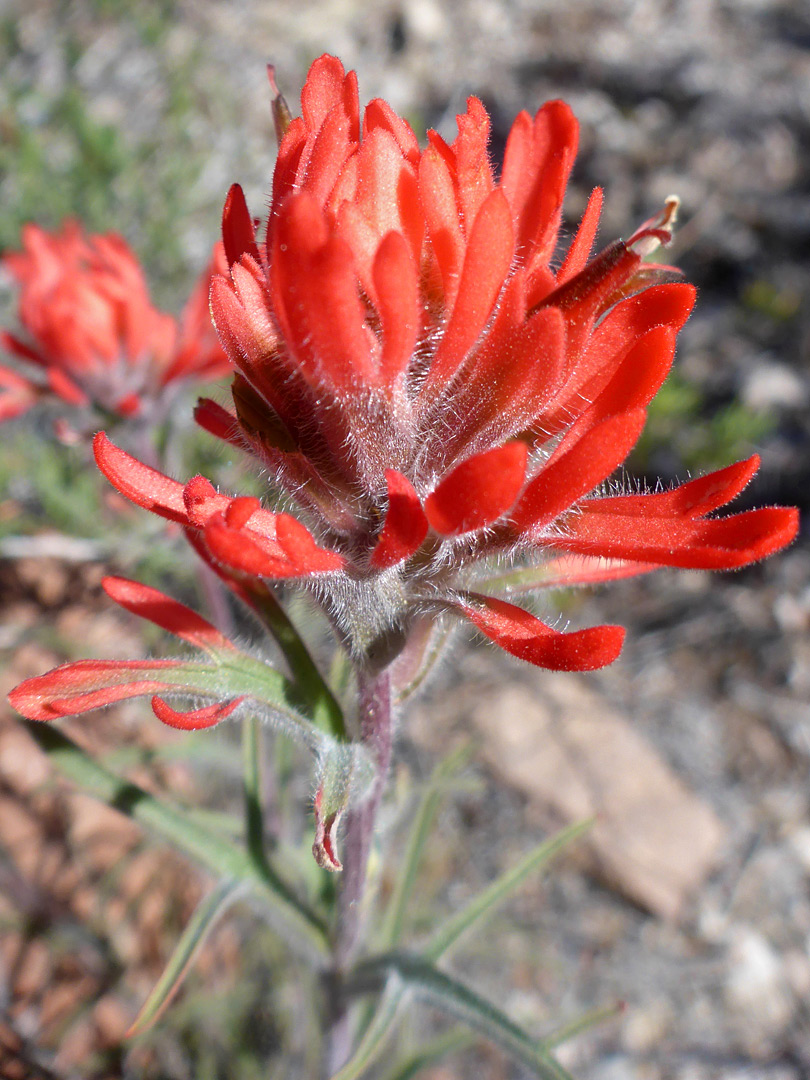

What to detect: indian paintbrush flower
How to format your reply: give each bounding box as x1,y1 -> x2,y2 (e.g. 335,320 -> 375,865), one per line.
8,55 -> 800,867
0,221 -> 231,424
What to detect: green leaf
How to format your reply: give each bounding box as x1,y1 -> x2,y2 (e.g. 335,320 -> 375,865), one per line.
127,877 -> 246,1037
329,981 -> 407,1080
350,953 -> 575,1080
378,1027 -> 475,1080
541,1001 -> 625,1051
25,722 -> 329,959
424,817 -> 594,962
242,714 -> 266,865
245,586 -> 346,740
379,744 -> 474,950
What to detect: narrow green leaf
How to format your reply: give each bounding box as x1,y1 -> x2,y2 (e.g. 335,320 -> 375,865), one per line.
379,744 -> 474,950
127,877 -> 245,1037
25,722 -> 329,959
248,587 -> 346,740
541,1001 -> 625,1050
378,1026 -> 474,1080
330,981 -> 406,1080
243,714 -> 266,864
424,818 -> 594,961
350,953 -> 574,1080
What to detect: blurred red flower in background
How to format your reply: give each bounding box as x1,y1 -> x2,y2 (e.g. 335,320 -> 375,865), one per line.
0,221 -> 231,423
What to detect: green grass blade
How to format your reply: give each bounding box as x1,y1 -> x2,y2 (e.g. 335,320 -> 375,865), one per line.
379,744 -> 474,951
350,953 -> 575,1080
541,1001 -> 625,1050
25,721 -> 329,959
378,1026 -> 474,1080
127,877 -> 246,1037
424,818 -> 594,961
330,982 -> 406,1080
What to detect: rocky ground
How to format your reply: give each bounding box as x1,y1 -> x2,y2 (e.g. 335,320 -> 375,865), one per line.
1,0 -> 808,1077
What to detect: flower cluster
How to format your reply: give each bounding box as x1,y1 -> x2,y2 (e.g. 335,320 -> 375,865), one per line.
10,55 -> 799,734
0,221 -> 231,423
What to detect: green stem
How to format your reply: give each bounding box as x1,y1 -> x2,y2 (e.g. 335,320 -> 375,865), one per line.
251,587 -> 347,741
243,714 -> 266,862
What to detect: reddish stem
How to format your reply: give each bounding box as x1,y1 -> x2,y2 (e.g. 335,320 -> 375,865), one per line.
323,664 -> 393,1073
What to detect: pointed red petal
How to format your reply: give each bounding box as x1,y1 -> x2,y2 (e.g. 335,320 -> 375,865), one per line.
102,576 -> 234,652
557,186 -> 603,284
301,54 -> 359,141
204,513 -> 344,579
194,398 -> 242,446
419,144 -> 464,308
94,432 -> 187,523
452,96 -> 494,229
48,368 -> 88,407
151,695 -> 244,731
562,505 -> 799,569
511,410 -> 647,535
502,101 -> 578,271
275,514 -> 346,571
429,189 -> 514,388
585,456 -> 761,519
426,442 -> 528,536
364,98 -> 420,166
222,183 -> 260,269
460,594 -> 625,671
271,194 -> 375,391
370,470 -> 429,569
373,231 -> 419,387
8,660 -> 193,721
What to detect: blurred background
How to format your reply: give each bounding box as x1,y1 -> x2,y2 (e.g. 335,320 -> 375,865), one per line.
0,1 -> 808,1077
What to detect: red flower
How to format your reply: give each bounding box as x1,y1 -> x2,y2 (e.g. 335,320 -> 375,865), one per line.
0,221 -> 231,422
201,55 -> 797,671
10,54 -> 801,728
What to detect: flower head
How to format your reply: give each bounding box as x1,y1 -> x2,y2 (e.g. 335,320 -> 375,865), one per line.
0,221 -> 231,423
15,55 -> 801,691
198,55 -> 796,670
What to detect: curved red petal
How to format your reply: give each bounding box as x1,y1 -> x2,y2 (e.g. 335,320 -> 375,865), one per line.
585,456 -> 761,519
94,432 -> 187,523
151,695 -> 244,731
275,514 -> 346,571
460,594 -> 625,672
452,96 -> 494,229
102,576 -> 234,652
511,409 -> 647,535
194,398 -> 241,446
8,660 -> 187,721
425,442 -> 528,536
428,188 -> 514,388
561,505 -> 799,569
225,496 -> 261,529
373,231 -> 419,388
370,470 -> 429,569
222,183 -> 260,269
557,186 -> 603,284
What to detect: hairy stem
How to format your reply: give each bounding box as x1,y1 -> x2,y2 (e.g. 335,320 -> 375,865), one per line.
323,665 -> 393,1075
